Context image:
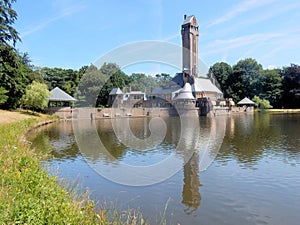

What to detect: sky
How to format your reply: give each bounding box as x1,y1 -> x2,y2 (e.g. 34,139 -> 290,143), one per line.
14,0 -> 300,75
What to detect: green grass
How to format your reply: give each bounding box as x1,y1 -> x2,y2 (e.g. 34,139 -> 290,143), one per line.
0,117 -> 147,224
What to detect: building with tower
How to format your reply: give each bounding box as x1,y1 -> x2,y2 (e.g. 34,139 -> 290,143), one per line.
149,14 -> 223,107
108,14 -> 224,116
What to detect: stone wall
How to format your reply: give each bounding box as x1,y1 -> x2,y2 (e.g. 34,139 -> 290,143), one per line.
49,106 -> 254,119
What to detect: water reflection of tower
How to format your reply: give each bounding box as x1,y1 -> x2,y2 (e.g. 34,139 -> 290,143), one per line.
182,152 -> 201,214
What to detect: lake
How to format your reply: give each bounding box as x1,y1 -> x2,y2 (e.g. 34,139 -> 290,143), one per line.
29,112 -> 300,225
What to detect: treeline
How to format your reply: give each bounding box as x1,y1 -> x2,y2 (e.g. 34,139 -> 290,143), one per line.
0,55 -> 171,109
210,58 -> 300,109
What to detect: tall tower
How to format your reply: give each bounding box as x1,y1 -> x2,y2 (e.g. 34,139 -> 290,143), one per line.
181,14 -> 199,84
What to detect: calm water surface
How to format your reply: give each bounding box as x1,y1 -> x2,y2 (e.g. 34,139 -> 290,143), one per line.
29,112 -> 300,225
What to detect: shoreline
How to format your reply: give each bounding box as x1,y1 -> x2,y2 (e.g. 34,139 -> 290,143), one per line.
0,110 -> 146,224
265,109 -> 300,113
0,112 -> 100,224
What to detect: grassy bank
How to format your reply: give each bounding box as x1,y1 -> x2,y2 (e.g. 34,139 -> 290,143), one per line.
266,109 -> 300,113
0,111 -> 146,224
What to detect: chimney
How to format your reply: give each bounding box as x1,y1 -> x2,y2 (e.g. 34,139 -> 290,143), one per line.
184,14 -> 187,20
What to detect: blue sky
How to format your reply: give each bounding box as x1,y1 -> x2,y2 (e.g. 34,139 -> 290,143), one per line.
14,0 -> 300,75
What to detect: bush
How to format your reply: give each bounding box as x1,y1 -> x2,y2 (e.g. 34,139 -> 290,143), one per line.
21,81 -> 50,111
252,96 -> 273,109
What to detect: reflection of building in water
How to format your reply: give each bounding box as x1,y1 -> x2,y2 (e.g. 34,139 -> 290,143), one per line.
182,152 -> 201,213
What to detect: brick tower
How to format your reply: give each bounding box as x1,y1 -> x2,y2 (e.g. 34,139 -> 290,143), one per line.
181,15 -> 199,84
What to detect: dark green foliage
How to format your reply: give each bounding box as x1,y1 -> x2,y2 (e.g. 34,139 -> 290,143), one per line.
155,73 -> 171,86
128,73 -> 171,93
211,59 -> 286,108
231,58 -> 263,101
0,86 -> 8,105
39,67 -> 83,96
0,0 -> 20,46
97,64 -> 128,106
76,63 -> 130,107
258,69 -> 282,107
210,62 -> 232,97
0,43 -> 30,108
281,64 -> 300,108
129,73 -> 156,92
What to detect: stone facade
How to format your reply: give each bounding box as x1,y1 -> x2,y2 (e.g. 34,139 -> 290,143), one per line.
181,15 -> 199,79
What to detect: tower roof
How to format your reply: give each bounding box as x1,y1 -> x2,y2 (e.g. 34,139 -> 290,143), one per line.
182,15 -> 198,26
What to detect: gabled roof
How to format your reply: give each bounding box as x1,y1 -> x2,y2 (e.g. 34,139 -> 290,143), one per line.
128,91 -> 144,94
194,78 -> 223,94
109,87 -> 123,95
49,87 -> 76,102
237,97 -> 255,105
170,74 -> 223,94
151,86 -> 181,95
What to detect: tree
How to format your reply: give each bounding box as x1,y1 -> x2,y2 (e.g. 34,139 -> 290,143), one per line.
38,67 -> 82,96
252,96 -> 273,109
258,69 -> 282,107
0,0 -> 20,46
0,86 -> 8,105
281,64 -> 300,108
21,81 -> 50,111
0,43 -> 30,108
129,73 -> 156,92
76,63 -> 133,107
97,63 -> 128,106
228,58 -> 263,102
210,62 -> 233,97
155,73 -> 171,86
76,65 -> 106,106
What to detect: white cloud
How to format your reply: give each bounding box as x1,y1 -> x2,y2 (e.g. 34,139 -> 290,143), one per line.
21,4 -> 85,38
207,0 -> 277,27
203,32 -> 283,55
258,31 -> 300,62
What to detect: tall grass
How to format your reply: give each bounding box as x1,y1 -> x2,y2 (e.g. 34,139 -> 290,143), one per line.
0,118 -> 146,224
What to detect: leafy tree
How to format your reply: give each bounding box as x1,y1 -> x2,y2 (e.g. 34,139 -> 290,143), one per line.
0,43 -> 30,108
21,81 -> 50,111
38,67 -> 82,96
129,73 -> 155,92
97,63 -> 128,106
228,58 -> 263,102
0,86 -> 8,105
155,73 -> 171,86
0,0 -> 20,46
125,73 -> 170,93
258,69 -> 282,107
210,62 -> 233,97
281,64 -> 300,108
252,95 -> 273,109
77,65 -> 106,106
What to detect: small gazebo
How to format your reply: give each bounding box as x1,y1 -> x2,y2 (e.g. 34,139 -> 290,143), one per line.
237,97 -> 255,106
237,97 -> 255,112
48,87 -> 76,107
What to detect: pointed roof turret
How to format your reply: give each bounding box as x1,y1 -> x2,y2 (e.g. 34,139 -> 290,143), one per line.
174,83 -> 195,100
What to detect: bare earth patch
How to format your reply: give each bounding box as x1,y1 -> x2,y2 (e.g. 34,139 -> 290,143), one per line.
0,110 -> 39,125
